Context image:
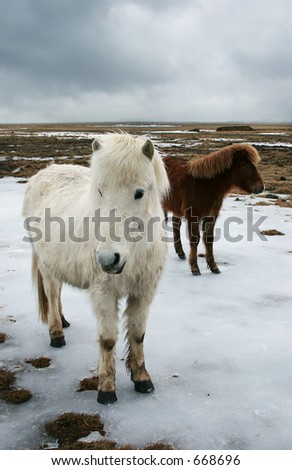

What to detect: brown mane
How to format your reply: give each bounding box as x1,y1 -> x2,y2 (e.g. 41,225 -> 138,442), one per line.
188,144 -> 261,179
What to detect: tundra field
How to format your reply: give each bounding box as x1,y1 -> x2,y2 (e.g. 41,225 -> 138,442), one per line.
0,122 -> 292,450
0,122 -> 292,196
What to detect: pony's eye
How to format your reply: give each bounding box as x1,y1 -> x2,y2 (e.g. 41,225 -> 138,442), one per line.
134,189 -> 145,200
98,188 -> 103,197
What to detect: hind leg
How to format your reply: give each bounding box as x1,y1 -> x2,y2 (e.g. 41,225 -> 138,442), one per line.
42,276 -> 66,347
172,216 -> 186,259
58,289 -> 70,328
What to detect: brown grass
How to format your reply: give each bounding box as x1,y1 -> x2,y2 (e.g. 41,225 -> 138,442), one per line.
254,201 -> 273,206
59,439 -> 121,450
2,388 -> 32,404
0,368 -> 32,404
45,412 -> 106,445
144,442 -> 175,450
25,357 -> 51,368
78,376 -> 99,392
260,229 -> 285,236
275,196 -> 292,208
43,411 -> 175,450
0,369 -> 15,390
1,123 -> 291,194
59,440 -> 174,450
0,332 -> 7,343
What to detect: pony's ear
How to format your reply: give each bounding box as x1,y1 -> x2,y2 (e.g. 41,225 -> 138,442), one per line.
92,139 -> 100,152
142,139 -> 154,160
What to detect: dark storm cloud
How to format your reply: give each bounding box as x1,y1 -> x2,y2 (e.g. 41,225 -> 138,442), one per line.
0,0 -> 291,122
0,0 -> 180,94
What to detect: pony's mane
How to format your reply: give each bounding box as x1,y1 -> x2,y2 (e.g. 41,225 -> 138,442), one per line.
188,144 -> 261,179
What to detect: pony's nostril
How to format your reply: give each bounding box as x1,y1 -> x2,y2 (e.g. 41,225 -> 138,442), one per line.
97,250 -> 121,270
113,253 -> 120,266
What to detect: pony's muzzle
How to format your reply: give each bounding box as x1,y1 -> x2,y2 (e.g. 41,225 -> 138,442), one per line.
96,249 -> 126,274
253,182 -> 265,194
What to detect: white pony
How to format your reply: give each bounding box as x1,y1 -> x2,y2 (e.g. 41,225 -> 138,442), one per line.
23,133 -> 169,404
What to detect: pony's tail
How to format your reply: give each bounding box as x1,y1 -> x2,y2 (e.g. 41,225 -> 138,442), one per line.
32,251 -> 48,324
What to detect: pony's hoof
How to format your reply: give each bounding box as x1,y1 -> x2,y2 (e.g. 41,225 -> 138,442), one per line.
97,390 -> 117,404
61,315 -> 70,328
50,336 -> 66,348
211,267 -> 221,274
178,253 -> 186,260
191,269 -> 201,276
134,379 -> 155,394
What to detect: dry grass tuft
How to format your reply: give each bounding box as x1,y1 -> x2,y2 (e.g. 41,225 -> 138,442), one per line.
260,229 -> 285,236
0,332 -> 7,343
60,439 -> 120,450
275,197 -> 292,208
44,411 -> 175,450
2,388 -> 32,404
144,442 -> 175,450
78,376 -> 99,392
0,369 -> 15,390
26,357 -> 51,368
45,412 -> 106,444
0,368 -> 32,404
59,440 -> 174,450
254,201 -> 273,206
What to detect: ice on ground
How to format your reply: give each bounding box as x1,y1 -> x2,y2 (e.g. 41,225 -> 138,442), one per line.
0,178 -> 292,450
258,133 -> 287,136
246,142 -> 292,148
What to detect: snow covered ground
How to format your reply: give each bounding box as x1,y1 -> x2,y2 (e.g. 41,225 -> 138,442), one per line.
0,178 -> 292,450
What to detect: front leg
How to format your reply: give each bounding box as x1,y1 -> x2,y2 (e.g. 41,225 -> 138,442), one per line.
124,296 -> 154,394
202,216 -> 220,274
187,214 -> 201,275
90,287 -> 119,404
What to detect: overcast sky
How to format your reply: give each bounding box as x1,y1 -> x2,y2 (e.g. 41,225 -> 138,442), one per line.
0,0 -> 291,123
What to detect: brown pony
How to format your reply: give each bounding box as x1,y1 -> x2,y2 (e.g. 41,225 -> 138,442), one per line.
163,144 -> 264,275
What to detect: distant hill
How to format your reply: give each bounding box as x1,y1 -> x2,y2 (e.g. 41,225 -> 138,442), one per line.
216,125 -> 254,131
